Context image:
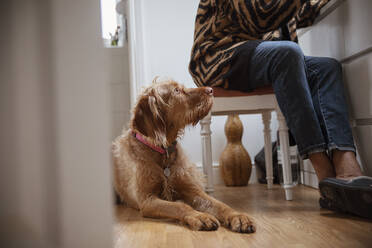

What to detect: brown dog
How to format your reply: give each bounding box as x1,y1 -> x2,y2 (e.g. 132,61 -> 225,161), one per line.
112,79 -> 255,233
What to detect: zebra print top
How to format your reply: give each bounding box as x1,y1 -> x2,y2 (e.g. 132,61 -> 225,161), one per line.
189,0 -> 330,89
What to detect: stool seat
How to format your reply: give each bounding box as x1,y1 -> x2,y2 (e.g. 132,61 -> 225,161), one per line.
212,86 -> 274,97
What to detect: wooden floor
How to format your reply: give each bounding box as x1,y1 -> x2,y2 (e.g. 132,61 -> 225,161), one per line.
114,184 -> 372,248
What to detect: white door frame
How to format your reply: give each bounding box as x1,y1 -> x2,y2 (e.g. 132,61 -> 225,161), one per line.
127,0 -> 147,106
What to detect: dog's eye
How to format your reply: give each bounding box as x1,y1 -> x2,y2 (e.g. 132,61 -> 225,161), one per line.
174,88 -> 180,94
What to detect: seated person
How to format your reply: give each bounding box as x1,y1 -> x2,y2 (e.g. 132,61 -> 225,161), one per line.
189,0 -> 372,218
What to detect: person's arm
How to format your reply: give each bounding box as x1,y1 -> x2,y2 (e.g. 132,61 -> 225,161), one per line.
294,0 -> 330,28
229,0 -> 308,33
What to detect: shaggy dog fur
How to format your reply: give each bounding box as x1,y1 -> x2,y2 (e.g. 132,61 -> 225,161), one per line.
112,79 -> 255,233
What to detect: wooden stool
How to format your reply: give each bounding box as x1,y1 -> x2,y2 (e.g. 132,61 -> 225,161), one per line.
200,86 -> 295,200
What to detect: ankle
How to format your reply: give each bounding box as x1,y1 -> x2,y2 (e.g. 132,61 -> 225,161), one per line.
309,152 -> 336,181
332,150 -> 363,178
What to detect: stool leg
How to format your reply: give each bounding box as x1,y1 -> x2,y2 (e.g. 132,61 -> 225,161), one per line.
262,111 -> 273,189
200,112 -> 214,193
276,108 -> 294,200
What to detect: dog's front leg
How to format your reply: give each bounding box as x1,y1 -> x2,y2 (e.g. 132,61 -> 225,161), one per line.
181,189 -> 255,233
139,195 -> 220,231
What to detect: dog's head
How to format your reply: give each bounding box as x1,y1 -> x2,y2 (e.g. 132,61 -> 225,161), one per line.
130,79 -> 213,147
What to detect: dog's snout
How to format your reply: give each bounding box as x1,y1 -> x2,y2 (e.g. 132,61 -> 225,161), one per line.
205,87 -> 213,96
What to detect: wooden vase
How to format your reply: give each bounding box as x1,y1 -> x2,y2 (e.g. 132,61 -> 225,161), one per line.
220,114 -> 252,186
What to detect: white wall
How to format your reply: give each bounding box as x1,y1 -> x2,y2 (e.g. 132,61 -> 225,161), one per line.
137,0 -> 278,166
0,0 -> 114,247
53,0 -> 114,246
106,47 -> 131,139
0,1 -> 59,246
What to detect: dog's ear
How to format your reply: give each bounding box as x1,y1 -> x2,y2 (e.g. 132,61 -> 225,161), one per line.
131,93 -> 167,147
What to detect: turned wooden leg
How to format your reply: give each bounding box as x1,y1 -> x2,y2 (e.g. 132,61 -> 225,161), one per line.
276,108 -> 294,201
262,111 -> 273,189
220,114 -> 252,186
200,112 -> 214,193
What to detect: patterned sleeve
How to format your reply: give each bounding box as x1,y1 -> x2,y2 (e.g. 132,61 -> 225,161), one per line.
294,0 -> 330,28
229,0 -> 308,33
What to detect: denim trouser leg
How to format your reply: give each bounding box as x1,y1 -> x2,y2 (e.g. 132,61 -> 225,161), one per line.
247,41 -> 355,158
304,56 -> 355,157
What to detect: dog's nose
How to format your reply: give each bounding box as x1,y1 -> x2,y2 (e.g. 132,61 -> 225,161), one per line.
205,87 -> 213,96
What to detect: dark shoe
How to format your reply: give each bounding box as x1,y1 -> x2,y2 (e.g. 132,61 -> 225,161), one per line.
319,176 -> 372,219
319,197 -> 346,213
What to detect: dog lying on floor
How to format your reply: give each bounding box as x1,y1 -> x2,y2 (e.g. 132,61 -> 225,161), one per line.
112,79 -> 255,233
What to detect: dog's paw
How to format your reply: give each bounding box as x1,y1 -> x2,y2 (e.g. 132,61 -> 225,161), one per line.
225,212 -> 255,233
183,212 -> 220,231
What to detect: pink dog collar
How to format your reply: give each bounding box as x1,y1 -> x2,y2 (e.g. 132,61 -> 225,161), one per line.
133,131 -> 166,154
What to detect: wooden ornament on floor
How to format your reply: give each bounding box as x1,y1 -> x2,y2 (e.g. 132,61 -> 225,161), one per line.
220,114 -> 252,186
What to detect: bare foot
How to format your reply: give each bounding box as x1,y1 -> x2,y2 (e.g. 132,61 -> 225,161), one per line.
332,150 -> 363,180
309,152 -> 335,181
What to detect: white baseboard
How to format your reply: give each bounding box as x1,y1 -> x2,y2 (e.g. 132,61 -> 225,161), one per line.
302,171 -> 319,189
300,160 -> 319,189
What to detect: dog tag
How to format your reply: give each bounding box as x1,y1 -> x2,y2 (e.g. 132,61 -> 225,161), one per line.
164,167 -> 170,177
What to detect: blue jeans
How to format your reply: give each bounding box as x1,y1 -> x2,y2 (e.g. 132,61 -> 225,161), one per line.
247,41 -> 355,159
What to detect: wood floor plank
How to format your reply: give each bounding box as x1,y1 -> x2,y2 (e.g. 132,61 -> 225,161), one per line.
114,184 -> 372,248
